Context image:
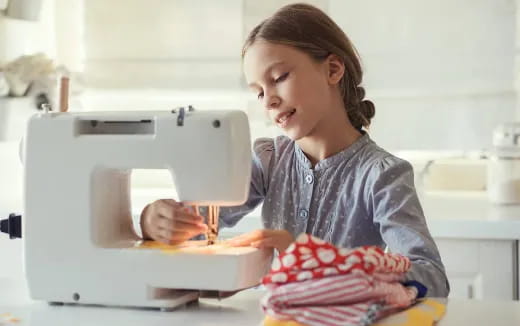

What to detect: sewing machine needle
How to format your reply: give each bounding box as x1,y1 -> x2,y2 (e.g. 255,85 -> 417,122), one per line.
206,205 -> 219,246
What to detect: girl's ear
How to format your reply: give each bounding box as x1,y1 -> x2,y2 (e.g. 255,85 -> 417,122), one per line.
326,54 -> 345,85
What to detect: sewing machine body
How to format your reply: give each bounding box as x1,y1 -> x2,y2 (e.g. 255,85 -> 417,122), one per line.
22,110 -> 272,309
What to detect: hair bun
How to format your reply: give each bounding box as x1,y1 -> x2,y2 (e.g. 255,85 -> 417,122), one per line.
355,86 -> 365,103
359,100 -> 375,121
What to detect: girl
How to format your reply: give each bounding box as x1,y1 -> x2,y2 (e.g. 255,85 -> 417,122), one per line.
140,3 -> 449,298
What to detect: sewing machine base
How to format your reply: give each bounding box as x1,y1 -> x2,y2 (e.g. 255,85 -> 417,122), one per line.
47,290 -> 201,311
27,242 -> 272,309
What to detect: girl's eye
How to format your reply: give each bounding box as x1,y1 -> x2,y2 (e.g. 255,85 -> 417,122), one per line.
275,72 -> 289,83
257,92 -> 264,100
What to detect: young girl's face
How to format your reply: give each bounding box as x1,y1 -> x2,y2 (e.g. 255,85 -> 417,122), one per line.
243,41 -> 335,141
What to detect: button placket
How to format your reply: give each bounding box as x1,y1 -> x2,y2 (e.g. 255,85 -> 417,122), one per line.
299,169 -> 315,236
305,173 -> 314,184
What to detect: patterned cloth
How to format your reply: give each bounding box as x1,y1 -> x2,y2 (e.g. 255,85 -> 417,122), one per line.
261,234 -> 417,326
373,298 -> 446,326
263,234 -> 410,284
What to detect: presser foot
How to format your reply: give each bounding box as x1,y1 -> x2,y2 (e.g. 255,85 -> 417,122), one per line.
205,231 -> 218,246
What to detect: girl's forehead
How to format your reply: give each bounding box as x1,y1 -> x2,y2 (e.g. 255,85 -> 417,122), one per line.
243,42 -> 305,80
246,41 -> 299,62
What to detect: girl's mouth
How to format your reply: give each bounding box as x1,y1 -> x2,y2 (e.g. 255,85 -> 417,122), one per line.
276,109 -> 296,128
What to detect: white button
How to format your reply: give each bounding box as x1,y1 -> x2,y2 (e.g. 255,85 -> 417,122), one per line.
305,174 -> 313,184
299,209 -> 308,219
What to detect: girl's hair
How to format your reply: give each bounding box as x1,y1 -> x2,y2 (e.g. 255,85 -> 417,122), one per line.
242,3 -> 375,130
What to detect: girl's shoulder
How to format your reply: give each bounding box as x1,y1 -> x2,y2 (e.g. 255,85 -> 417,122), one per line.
361,141 -> 409,168
253,135 -> 294,162
358,140 -> 415,185
251,136 -> 293,185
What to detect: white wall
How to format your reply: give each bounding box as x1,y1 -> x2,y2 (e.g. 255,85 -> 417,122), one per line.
516,0 -> 520,120
1,0 -> 514,150
83,0 -> 244,89
0,1 -> 516,149
330,0 -> 516,150
0,0 -> 56,63
74,0 -> 517,150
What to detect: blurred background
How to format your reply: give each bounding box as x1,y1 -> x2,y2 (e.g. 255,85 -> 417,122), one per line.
0,0 -> 516,149
1,0 -> 520,300
2,0 -> 513,197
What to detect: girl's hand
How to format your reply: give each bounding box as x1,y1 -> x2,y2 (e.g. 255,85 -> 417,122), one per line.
226,229 -> 295,253
140,199 -> 207,245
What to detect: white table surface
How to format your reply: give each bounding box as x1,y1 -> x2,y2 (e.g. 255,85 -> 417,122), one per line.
2,279 -> 520,326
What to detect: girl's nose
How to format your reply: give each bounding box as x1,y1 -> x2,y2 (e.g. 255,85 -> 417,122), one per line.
265,94 -> 281,109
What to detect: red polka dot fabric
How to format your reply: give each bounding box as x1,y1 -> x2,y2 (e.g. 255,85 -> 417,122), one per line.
260,234 -> 417,326
263,233 -> 411,285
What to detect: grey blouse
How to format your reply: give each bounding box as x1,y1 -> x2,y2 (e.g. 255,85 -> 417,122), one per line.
219,133 -> 450,297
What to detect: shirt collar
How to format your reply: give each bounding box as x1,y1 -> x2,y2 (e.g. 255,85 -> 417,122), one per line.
294,133 -> 372,171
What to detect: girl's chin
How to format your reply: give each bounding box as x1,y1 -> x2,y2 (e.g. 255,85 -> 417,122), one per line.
281,128 -> 306,141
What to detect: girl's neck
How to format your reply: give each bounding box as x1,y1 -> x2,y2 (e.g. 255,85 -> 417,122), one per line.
296,104 -> 362,167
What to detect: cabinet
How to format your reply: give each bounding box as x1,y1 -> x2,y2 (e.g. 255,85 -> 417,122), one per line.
435,238 -> 517,300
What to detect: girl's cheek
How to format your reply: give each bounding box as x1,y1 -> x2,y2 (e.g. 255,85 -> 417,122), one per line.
282,80 -> 299,99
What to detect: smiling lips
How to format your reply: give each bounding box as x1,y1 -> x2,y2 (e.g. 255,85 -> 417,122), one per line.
275,109 -> 296,128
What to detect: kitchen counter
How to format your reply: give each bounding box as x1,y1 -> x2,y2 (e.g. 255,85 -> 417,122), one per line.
420,191 -> 520,240
1,279 -> 520,326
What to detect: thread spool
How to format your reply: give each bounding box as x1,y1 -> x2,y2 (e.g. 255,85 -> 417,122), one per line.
59,76 -> 69,113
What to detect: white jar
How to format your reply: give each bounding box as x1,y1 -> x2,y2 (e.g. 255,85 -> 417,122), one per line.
488,123 -> 520,204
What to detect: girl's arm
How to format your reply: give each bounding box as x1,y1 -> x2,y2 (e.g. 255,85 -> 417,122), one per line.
217,138 -> 275,228
369,156 -> 450,298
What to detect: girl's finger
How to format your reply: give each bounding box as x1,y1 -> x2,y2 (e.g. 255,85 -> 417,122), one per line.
176,211 -> 205,224
157,217 -> 207,233
158,208 -> 204,225
155,216 -> 175,231
227,229 -> 269,243
226,237 -> 253,247
158,228 -> 206,243
228,234 -> 264,247
251,238 -> 275,249
156,228 -> 203,245
156,235 -> 173,245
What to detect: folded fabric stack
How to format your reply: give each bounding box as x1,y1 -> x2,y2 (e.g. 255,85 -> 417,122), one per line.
261,234 -> 418,326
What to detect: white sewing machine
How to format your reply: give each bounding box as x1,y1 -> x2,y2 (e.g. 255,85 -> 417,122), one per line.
21,108 -> 272,310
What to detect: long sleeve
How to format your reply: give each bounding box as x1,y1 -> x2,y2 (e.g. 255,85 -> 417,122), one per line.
217,138 -> 274,229
367,156 -> 450,297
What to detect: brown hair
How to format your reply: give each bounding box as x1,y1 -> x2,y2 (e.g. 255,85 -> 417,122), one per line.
242,3 -> 375,130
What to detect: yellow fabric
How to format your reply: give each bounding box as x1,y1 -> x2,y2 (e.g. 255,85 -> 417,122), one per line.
1,313 -> 21,323
262,299 -> 446,326
263,315 -> 307,326
373,299 -> 446,326
132,240 -> 231,254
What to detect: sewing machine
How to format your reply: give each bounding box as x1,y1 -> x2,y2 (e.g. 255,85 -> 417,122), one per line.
21,108 -> 273,310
